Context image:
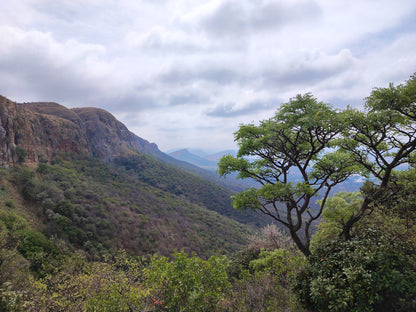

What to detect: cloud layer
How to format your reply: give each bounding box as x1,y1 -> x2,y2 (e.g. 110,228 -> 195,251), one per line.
0,0 -> 415,152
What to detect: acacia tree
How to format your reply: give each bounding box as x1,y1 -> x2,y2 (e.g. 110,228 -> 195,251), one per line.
219,75 -> 416,258
218,94 -> 358,257
339,74 -> 416,239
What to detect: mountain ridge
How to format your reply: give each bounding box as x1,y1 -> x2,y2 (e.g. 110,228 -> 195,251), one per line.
0,95 -> 245,192
0,94 -> 272,233
0,95 -> 164,166
169,148 -> 219,170
0,94 -> 267,258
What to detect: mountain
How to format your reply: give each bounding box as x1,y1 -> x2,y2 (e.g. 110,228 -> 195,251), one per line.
168,149 -> 240,171
0,94 -> 275,258
169,149 -> 218,170
205,150 -> 237,162
169,148 -> 263,192
0,96 -> 166,166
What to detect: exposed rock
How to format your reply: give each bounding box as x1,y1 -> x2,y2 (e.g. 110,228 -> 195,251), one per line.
0,95 -> 161,167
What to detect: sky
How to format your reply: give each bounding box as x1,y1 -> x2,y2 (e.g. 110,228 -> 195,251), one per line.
0,0 -> 415,153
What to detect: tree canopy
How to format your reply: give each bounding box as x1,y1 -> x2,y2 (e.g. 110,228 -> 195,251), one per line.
219,74 -> 416,257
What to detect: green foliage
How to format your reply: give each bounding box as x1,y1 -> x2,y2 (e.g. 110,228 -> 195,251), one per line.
33,253 -> 145,312
6,153 -> 252,258
14,229 -> 57,274
223,248 -> 305,312
337,74 -> 416,238
380,168 -> 416,228
0,249 -> 34,312
302,165 -> 416,311
3,75 -> 416,311
227,247 -> 261,279
114,154 -> 267,228
219,93 -> 360,257
0,210 -> 28,232
365,73 -> 416,119
86,283 -> 143,312
15,146 -> 28,163
250,249 -> 304,279
143,250 -> 231,311
311,192 -> 362,248
219,74 -> 416,255
15,229 -> 56,256
12,167 -> 34,184
295,233 -> 416,312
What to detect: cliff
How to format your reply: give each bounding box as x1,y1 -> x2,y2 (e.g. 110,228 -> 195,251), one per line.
0,95 -> 159,167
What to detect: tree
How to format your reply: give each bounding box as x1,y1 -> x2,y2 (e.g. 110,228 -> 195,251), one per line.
218,94 -> 358,257
294,232 -> 416,312
219,74 -> 416,257
339,74 -> 416,239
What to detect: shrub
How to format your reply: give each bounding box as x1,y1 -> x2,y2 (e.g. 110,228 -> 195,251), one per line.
14,229 -> 57,273
294,233 -> 416,312
143,250 -> 231,311
0,211 -> 28,232
15,146 -> 28,163
222,248 -> 305,312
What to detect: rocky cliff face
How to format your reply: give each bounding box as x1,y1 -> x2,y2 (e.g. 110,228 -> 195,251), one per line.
0,95 -> 160,167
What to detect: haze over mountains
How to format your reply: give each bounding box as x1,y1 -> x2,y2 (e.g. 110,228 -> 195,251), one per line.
168,147 -> 364,195
168,148 -> 236,171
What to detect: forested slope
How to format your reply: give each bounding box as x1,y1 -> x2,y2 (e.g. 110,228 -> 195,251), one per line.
1,153 -> 253,259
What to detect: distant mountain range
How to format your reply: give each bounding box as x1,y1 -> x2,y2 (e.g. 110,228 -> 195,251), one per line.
168,148 -> 264,191
169,149 -> 220,171
168,148 -> 237,171
168,148 -> 367,195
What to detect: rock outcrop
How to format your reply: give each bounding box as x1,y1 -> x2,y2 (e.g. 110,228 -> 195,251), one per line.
0,95 -> 159,167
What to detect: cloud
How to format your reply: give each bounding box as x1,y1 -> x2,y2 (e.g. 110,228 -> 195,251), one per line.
0,26 -> 110,102
168,92 -> 209,107
0,0 -> 415,153
0,25 -> 151,112
196,0 -> 321,38
135,27 -> 209,54
259,49 -> 358,89
158,64 -> 244,87
206,99 -> 277,117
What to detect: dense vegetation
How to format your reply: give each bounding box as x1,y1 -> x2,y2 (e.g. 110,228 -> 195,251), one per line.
113,153 -> 270,227
1,152 -> 257,259
0,74 -> 415,311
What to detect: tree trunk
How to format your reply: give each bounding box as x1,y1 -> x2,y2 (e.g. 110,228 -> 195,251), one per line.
290,229 -> 311,258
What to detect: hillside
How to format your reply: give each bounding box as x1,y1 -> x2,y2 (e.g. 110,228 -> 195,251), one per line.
0,95 -> 275,258
2,153 -> 255,258
0,94 -> 263,194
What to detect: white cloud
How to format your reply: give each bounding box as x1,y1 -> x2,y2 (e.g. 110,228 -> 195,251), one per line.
0,0 -> 415,152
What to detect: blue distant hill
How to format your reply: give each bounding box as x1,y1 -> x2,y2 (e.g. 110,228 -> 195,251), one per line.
169,148 -> 367,195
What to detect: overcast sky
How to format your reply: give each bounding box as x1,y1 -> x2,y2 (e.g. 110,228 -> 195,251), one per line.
1,0 -> 415,153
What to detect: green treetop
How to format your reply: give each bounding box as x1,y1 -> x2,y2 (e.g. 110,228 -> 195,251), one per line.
219,93 -> 358,257
219,74 -> 416,257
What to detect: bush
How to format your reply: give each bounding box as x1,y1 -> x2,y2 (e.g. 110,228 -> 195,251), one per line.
14,229 -> 57,273
223,248 -> 305,312
0,211 -> 28,232
15,146 -> 28,163
143,250 -> 231,311
294,233 -> 416,312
